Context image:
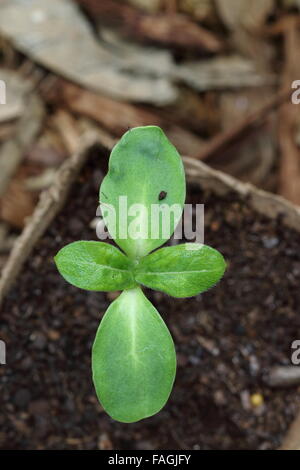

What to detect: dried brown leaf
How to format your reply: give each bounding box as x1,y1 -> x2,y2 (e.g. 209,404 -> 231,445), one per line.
216,0 -> 274,30
0,167 -> 38,229
0,0 -> 176,105
57,81 -> 204,156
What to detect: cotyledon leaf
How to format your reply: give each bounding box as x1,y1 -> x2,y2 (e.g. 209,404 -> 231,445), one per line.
92,287 -> 176,423
135,243 -> 226,298
100,126 -> 186,260
54,241 -> 135,291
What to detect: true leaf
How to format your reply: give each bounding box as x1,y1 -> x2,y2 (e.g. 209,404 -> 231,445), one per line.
100,126 -> 186,260
92,287 -> 176,423
135,243 -> 226,298
54,241 -> 135,291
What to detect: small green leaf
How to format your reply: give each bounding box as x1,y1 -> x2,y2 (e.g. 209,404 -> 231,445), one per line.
135,243 -> 226,298
100,126 -> 186,260
54,241 -> 135,291
92,287 -> 176,423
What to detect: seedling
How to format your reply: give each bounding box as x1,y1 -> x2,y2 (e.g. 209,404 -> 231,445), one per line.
55,126 -> 226,423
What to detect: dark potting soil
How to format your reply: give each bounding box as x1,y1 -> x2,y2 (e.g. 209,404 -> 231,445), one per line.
1,150 -> 300,450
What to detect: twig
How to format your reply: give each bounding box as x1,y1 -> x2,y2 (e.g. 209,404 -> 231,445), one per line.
51,110 -> 81,154
52,81 -> 204,156
192,87 -> 292,161
77,0 -> 223,52
0,93 -> 44,197
261,14 -> 300,37
278,16 -> 300,204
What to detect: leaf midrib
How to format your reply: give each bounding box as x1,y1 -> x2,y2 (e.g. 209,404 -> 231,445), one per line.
136,268 -> 222,276
75,259 -> 132,275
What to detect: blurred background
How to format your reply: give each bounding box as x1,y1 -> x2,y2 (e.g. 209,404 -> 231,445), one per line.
0,0 -> 300,271
1,0 -> 300,451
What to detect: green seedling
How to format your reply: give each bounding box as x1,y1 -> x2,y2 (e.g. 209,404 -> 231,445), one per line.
55,126 -> 226,423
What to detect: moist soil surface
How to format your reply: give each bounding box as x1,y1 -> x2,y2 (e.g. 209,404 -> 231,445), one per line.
1,151 -> 300,450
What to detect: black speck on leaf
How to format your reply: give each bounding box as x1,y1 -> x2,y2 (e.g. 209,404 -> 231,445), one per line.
159,191 -> 167,200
